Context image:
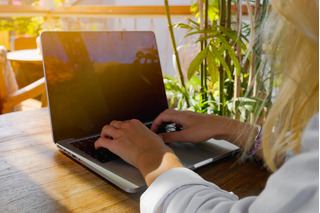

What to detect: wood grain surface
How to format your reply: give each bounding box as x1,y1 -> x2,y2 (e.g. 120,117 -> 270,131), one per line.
0,108 -> 270,212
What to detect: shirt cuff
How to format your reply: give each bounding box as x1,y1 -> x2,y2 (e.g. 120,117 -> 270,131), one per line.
140,167 -> 238,213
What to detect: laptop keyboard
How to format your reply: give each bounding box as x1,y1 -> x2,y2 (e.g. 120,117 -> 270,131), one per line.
71,136 -> 119,163
70,123 -> 182,163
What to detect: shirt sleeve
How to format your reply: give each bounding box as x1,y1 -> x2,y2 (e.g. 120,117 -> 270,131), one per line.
140,114 -> 319,213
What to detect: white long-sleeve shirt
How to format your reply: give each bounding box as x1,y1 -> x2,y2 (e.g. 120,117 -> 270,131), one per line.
141,114 -> 319,213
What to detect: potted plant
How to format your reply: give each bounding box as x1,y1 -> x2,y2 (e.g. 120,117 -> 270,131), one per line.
164,0 -> 273,124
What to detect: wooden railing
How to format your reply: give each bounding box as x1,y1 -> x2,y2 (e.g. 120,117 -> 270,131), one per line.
0,5 -> 193,17
0,5 -> 253,17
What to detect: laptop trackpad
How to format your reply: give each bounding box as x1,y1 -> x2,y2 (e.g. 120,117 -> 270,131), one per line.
169,139 -> 238,169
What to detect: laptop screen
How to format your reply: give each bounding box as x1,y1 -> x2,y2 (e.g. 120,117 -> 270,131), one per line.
41,31 -> 168,142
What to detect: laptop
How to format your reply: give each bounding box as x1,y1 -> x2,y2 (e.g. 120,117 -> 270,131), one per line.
40,31 -> 239,193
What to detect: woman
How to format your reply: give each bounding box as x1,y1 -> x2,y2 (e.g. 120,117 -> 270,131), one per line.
95,0 -> 319,212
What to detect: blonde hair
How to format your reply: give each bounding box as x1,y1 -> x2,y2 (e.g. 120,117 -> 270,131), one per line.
260,0 -> 319,171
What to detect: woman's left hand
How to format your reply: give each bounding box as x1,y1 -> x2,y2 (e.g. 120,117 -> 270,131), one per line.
94,119 -> 183,186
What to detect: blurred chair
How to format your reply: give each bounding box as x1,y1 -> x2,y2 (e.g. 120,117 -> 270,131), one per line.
0,31 -> 10,50
9,36 -> 39,74
0,46 -> 47,115
10,36 -> 37,51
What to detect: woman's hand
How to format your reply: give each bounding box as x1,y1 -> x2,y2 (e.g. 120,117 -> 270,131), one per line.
151,109 -> 257,149
94,119 -> 183,186
151,109 -> 233,143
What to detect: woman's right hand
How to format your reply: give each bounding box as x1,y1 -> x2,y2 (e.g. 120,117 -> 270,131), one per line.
151,109 -> 242,144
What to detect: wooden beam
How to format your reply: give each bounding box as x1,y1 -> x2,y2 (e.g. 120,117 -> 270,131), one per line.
53,6 -> 192,16
0,5 -> 256,18
0,5 -> 192,17
0,5 -> 47,16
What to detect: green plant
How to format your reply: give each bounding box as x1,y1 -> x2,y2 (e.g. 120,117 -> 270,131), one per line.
0,16 -> 44,36
164,0 -> 273,123
164,0 -> 190,107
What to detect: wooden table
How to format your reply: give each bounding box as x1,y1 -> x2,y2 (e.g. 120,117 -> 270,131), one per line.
0,108 -> 270,212
7,49 -> 42,65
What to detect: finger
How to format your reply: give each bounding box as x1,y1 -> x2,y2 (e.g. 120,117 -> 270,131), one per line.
94,137 -> 113,149
151,109 -> 182,132
95,136 -> 124,159
100,125 -> 121,139
110,120 -> 123,129
150,109 -> 172,132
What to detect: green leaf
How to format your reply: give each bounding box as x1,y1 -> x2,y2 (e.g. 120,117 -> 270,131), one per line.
218,36 -> 241,77
207,51 -> 219,84
187,47 -> 208,80
234,97 -> 271,116
174,22 -> 196,31
221,30 -> 247,51
209,44 -> 231,79
184,29 -> 218,39
188,18 -> 200,27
